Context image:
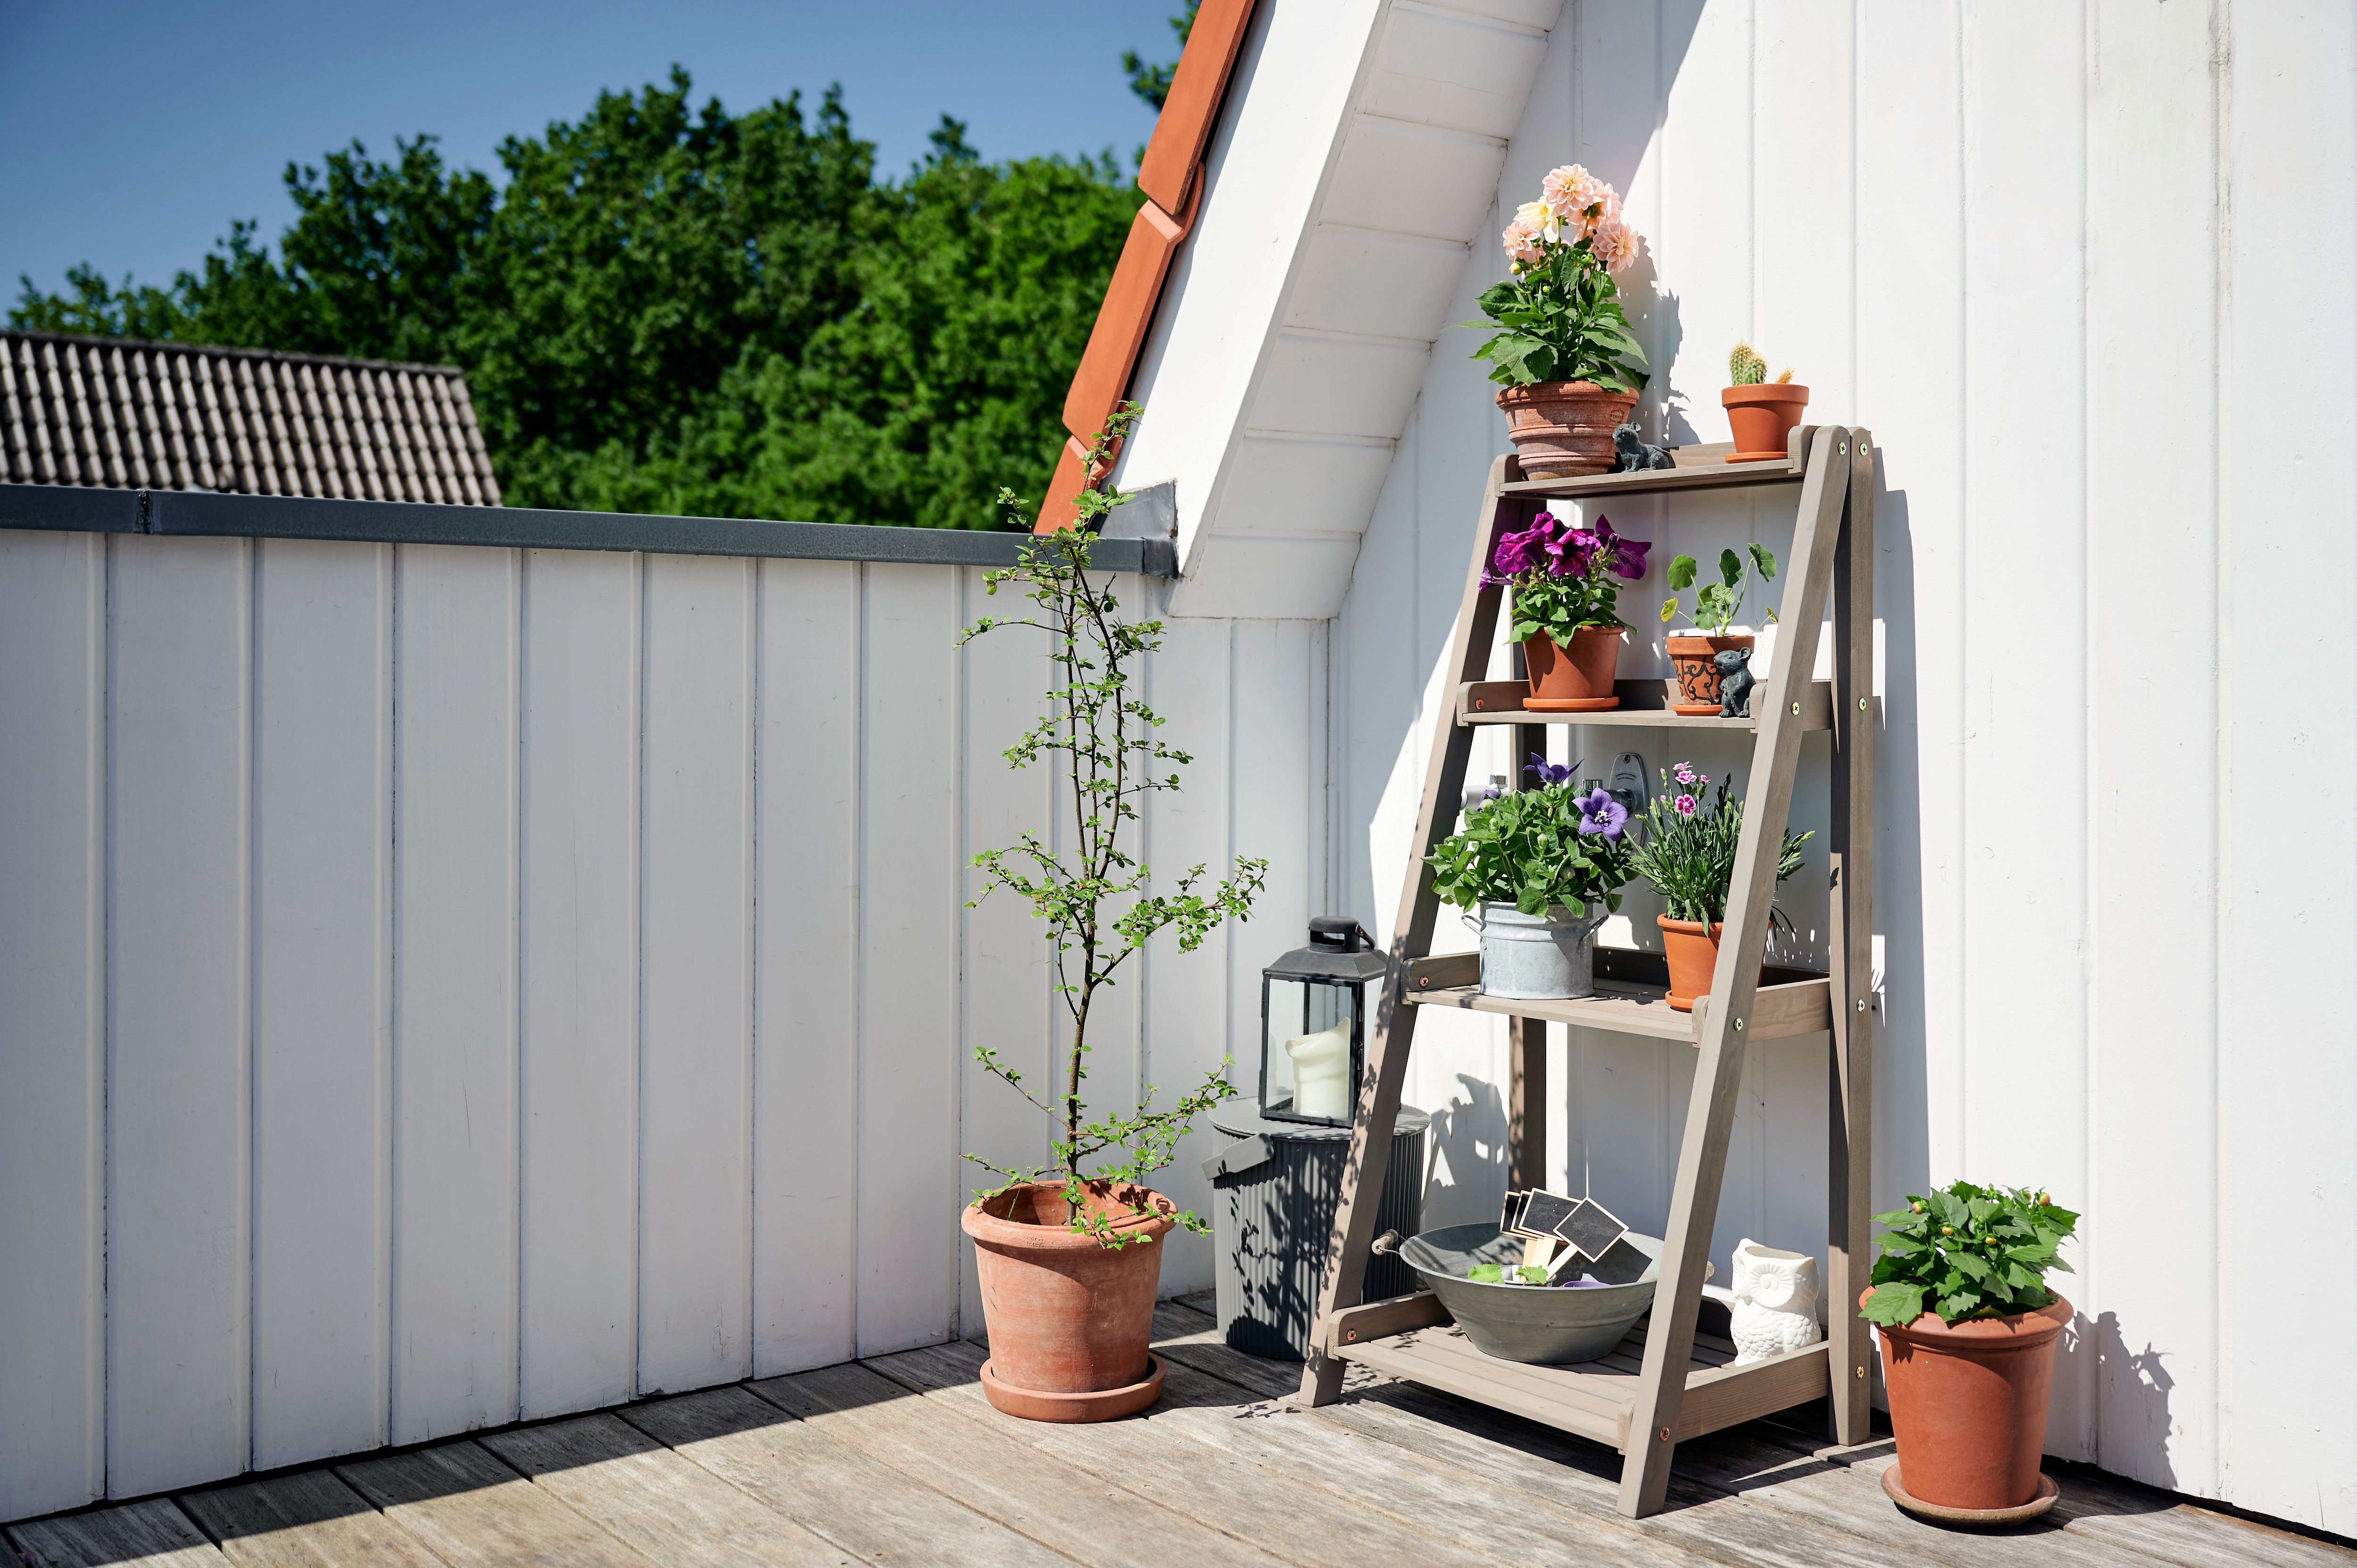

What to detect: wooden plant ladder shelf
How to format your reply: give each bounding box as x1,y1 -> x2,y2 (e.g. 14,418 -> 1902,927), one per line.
1300,427 -> 1876,1520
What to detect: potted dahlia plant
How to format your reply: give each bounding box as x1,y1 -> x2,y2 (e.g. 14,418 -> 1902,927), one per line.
1488,511 -> 1651,711
1464,163 -> 1649,477
1426,755 -> 1637,1000
1625,765 -> 1811,1011
1722,341 -> 1810,462
958,405 -> 1267,1423
1862,1183 -> 2080,1516
1660,542 -> 1779,715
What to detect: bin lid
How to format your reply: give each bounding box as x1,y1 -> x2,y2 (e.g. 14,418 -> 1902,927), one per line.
1210,1097 -> 1428,1141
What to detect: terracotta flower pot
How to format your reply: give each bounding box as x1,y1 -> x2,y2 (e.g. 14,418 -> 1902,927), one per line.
1666,633 -> 1754,716
963,1180 -> 1174,1421
1656,916 -> 1723,1012
1721,384 -> 1810,463
1524,627 -> 1622,712
1865,1288 -> 2072,1511
1498,382 -> 1640,479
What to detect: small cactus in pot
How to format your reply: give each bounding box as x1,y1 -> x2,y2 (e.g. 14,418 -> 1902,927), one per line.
1721,340 -> 1807,462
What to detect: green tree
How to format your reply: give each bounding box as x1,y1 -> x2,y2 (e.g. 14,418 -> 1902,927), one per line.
1122,0 -> 1203,110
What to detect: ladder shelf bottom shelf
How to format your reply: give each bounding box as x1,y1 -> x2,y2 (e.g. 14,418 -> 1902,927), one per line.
1405,948 -> 1835,1043
1332,1317 -> 1832,1453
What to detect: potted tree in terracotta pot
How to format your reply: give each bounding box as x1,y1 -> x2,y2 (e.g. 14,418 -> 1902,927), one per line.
1659,542 -> 1779,715
1861,1183 -> 2081,1519
1488,510 -> 1651,710
958,406 -> 1267,1423
1464,164 -> 1649,477
1625,764 -> 1811,1011
1722,341 -> 1809,462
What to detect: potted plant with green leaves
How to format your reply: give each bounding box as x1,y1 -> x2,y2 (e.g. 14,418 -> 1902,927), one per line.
1427,756 -> 1637,1000
1625,764 -> 1812,1010
1659,542 -> 1779,715
1465,164 -> 1649,478
1861,1182 -> 2080,1517
958,405 -> 1267,1423
1722,341 -> 1809,462
1487,511 -> 1651,711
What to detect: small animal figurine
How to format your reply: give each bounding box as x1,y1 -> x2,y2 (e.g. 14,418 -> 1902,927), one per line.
1607,421 -> 1674,473
1726,1239 -> 1823,1365
1714,646 -> 1756,717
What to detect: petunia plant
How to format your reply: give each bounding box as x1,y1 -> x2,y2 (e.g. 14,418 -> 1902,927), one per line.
1626,764 -> 1811,927
1428,755 -> 1638,917
1860,1181 -> 2079,1328
1488,510 -> 1651,647
960,403 -> 1269,1247
1462,163 -> 1649,391
1662,543 -> 1779,637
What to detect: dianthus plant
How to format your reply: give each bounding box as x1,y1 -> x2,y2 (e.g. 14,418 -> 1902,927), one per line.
1861,1181 -> 2079,1328
958,404 -> 1269,1246
1626,764 -> 1811,926
1463,163 -> 1649,391
1488,510 -> 1651,644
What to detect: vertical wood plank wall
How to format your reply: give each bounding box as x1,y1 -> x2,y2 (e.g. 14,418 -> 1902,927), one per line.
1332,0 -> 2353,1535
0,539 -> 1322,1517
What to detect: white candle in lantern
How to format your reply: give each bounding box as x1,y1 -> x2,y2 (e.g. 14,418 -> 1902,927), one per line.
1285,1021 -> 1353,1120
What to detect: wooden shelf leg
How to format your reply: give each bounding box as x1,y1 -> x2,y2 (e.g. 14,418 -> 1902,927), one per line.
1302,457 -> 1522,1407
1509,718 -> 1549,1191
1616,429 -> 1854,1518
1826,430 -> 1877,1445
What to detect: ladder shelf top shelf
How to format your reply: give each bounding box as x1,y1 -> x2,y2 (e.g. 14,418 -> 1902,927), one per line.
1500,440 -> 1806,502
1459,679 -> 1833,731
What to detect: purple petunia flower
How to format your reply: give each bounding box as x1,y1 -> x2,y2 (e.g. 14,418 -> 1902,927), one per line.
1575,787 -> 1629,842
1525,752 -> 1578,788
1611,537 -> 1652,579
1486,517 -> 1553,583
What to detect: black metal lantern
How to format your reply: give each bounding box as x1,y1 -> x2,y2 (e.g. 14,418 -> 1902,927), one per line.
1257,917 -> 1387,1127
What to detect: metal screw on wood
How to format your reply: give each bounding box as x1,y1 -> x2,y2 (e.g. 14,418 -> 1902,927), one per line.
1856,999 -> 1866,1012
1657,1427 -> 1671,1442
1856,1366 -> 1866,1378
1790,702 -> 1800,715
1858,697 -> 1868,710
1733,1019 -> 1745,1033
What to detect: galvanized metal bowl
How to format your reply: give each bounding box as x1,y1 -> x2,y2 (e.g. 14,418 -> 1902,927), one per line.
1399,1222 -> 1662,1365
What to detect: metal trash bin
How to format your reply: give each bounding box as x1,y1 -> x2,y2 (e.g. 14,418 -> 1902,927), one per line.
1201,1098 -> 1427,1360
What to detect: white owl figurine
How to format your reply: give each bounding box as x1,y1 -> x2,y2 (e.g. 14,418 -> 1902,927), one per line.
1726,1239 -> 1823,1365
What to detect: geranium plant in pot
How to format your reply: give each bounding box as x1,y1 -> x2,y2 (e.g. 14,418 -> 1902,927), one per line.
1426,756 -> 1636,1000
958,406 -> 1268,1423
1488,510 -> 1651,711
1463,164 -> 1649,478
1659,542 -> 1779,716
1625,764 -> 1811,1011
1722,341 -> 1810,462
1861,1182 -> 2081,1514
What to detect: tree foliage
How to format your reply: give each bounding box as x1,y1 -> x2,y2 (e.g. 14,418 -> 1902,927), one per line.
1121,0 -> 1202,110
11,70 -> 1140,528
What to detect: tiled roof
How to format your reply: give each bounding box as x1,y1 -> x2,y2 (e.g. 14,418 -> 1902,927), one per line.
0,330 -> 501,506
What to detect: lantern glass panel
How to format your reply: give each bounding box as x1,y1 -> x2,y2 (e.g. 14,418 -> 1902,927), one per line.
1260,976 -> 1359,1124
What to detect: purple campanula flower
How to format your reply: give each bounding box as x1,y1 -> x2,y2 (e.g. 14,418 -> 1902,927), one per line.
1524,752 -> 1578,788
1575,787 -> 1629,842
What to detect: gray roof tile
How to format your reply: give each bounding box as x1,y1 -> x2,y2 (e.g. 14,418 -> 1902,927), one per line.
0,330 -> 502,505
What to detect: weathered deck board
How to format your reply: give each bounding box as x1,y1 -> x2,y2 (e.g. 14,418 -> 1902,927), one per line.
335,1440 -> 655,1568
10,1499 -> 228,1568
7,1308 -> 2347,1568
747,1362 -> 1286,1568
477,1412 -> 855,1568
620,1386 -> 1075,1568
179,1469 -> 445,1568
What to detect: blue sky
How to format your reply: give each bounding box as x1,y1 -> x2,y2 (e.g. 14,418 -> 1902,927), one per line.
0,0 -> 1176,303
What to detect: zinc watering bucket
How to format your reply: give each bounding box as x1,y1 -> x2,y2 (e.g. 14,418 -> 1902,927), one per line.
1471,901 -> 1608,1000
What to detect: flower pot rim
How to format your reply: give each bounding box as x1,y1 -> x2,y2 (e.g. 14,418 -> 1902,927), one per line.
1721,383 -> 1811,405
1665,632 -> 1756,652
963,1179 -> 1176,1251
1656,916 -> 1724,936
1497,379 -> 1640,404
1860,1286 -> 2073,1343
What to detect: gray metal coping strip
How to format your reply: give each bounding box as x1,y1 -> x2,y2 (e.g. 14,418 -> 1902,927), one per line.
0,483 -> 1178,577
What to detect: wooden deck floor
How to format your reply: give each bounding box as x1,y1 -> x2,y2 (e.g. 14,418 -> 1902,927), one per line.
11,1296 -> 2347,1568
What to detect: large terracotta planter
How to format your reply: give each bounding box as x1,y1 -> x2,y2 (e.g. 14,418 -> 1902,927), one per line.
1667,633 -> 1755,715
1722,384 -> 1810,462
1866,1288 -> 2072,1511
1656,916 -> 1723,1012
1524,627 -> 1622,712
963,1180 -> 1174,1421
1498,382 -> 1640,479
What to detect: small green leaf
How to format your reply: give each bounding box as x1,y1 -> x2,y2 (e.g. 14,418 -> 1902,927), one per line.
1666,554 -> 1698,591
1718,549 -> 1742,590
1748,541 -> 1778,582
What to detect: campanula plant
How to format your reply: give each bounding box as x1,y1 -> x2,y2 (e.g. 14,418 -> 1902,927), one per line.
1861,1181 -> 2079,1327
1428,755 -> 1639,917
1487,510 -> 1652,647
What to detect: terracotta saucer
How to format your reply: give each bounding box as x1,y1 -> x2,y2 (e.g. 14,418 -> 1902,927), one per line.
1882,1463 -> 2060,1527
979,1353 -> 1164,1422
1523,695 -> 1621,712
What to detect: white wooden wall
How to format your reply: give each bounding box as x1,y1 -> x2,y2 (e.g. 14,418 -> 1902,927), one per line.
1333,0 -> 2355,1535
0,531 -> 1323,1519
